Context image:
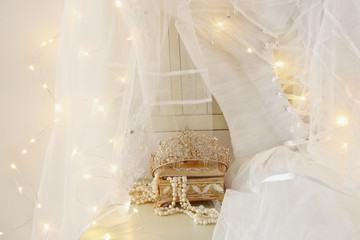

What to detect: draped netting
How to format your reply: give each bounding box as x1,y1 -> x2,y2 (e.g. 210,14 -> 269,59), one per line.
31,0 -> 360,239
212,0 -> 360,239
31,1 -> 214,239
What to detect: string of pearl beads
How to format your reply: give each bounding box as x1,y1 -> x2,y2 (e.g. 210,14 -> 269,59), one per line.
129,174 -> 160,204
129,175 -> 219,225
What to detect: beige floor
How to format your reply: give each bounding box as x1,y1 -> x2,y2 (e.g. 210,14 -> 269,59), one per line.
81,203 -> 215,240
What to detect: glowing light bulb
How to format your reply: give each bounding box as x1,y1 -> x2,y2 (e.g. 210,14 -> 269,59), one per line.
93,98 -> 99,103
120,77 -> 126,84
133,208 -> 139,213
127,37 -> 132,41
29,65 -> 35,71
18,187 -> 23,193
92,206 -> 97,212
0,232 -> 3,235
83,174 -> 92,179
11,164 -> 16,169
72,148 -> 78,157
37,204 -> 42,209
275,61 -> 284,67
72,10 -> 81,19
42,42 -> 46,46
22,149 -> 28,154
115,0 -> 122,7
98,106 -> 104,112
29,138 -> 35,143
247,48 -> 253,53
108,138 -> 113,143
217,22 -> 224,27
81,50 -> 89,56
111,165 -> 117,172
43,224 -> 50,231
300,96 -> 306,100
48,39 -> 53,43
54,104 -> 62,112
92,221 -> 97,225
343,142 -> 348,148
104,233 -> 111,240
43,83 -> 47,89
336,116 -> 348,127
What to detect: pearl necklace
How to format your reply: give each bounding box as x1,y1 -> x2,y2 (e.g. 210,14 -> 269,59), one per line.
129,174 -> 160,204
129,175 -> 219,225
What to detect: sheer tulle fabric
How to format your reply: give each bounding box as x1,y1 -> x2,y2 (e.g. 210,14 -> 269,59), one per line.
30,1 -> 213,239
214,0 -> 360,239
31,0 -> 360,239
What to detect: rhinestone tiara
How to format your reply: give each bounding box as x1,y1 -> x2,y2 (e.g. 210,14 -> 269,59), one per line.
150,129 -> 230,177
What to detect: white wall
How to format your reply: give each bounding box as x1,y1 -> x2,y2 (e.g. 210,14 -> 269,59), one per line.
0,1 -> 63,239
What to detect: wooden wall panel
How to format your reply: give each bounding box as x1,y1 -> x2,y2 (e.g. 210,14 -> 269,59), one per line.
151,18 -> 228,133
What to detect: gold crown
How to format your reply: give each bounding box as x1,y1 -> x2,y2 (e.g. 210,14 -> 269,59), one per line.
150,129 -> 230,177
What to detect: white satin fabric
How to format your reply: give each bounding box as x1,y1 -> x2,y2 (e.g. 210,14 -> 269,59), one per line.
214,147 -> 360,240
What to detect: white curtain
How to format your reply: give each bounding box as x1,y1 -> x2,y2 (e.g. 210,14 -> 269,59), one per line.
31,0 -> 360,239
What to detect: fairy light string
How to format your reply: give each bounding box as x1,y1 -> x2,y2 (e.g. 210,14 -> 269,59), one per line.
28,35 -> 60,102
223,3 -> 350,151
5,33 -> 117,237
2,2 -> 129,237
1,35 -> 62,236
4,0 -> 354,237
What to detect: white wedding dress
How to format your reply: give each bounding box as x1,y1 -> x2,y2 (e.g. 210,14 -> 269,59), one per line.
214,147 -> 360,240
